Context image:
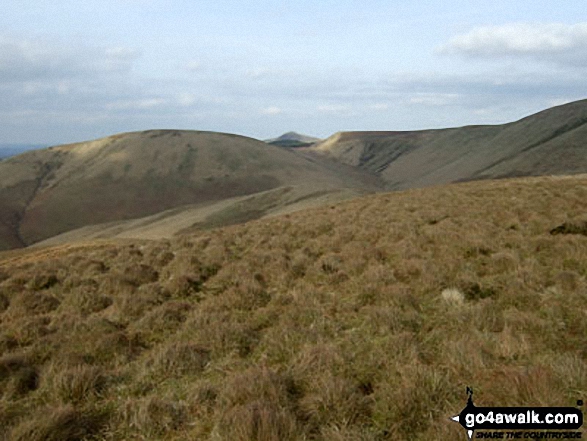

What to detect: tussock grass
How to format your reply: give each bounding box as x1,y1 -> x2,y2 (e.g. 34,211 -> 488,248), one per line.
0,353 -> 39,399
146,342 -> 210,378
0,175 -> 587,439
45,363 -> 107,403
121,395 -> 188,437
8,404 -> 109,441
550,221 -> 587,236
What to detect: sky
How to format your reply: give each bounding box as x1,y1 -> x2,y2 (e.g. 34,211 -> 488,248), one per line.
1,0 -> 586,144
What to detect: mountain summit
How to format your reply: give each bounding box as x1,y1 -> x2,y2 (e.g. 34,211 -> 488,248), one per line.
266,132 -> 321,147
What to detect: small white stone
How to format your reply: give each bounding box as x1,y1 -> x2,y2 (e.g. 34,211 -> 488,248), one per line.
441,288 -> 465,305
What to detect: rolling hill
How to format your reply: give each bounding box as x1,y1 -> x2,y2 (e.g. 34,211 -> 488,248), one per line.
0,174 -> 586,439
3,99 -> 587,252
308,99 -> 587,189
0,130 -> 382,251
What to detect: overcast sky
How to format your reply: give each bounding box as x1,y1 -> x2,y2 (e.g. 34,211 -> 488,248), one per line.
1,0 -> 586,144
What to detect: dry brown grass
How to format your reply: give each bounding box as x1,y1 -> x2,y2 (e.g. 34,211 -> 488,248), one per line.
0,175 -> 586,439
8,404 -> 109,441
45,363 -> 107,403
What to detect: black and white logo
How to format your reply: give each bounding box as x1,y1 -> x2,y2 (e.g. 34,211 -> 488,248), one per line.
450,387 -> 583,440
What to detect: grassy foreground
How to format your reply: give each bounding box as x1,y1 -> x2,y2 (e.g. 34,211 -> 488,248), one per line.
1,175 -> 586,440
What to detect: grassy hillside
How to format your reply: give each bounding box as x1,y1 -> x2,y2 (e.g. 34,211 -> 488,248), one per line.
309,99 -> 587,189
0,130 -> 381,250
1,174 -> 586,440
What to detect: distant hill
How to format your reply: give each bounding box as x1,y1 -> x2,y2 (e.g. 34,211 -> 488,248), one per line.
0,130 -> 382,250
308,99 -> 587,189
266,132 -> 321,148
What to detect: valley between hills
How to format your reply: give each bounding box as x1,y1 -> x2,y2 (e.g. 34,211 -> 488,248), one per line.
0,100 -> 586,440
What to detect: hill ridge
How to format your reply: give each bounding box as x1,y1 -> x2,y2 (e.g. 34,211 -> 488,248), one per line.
308,98 -> 587,188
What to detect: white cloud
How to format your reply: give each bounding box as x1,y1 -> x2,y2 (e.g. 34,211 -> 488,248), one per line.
246,68 -> 272,79
408,93 -> 460,106
438,22 -> 587,65
317,104 -> 351,113
185,60 -> 202,72
56,81 -> 70,95
177,93 -> 197,107
0,30 -> 586,144
369,103 -> 389,111
261,106 -> 282,115
105,98 -> 166,110
0,35 -> 139,82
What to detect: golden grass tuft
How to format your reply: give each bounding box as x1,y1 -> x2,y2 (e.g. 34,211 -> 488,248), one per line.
215,366 -> 299,440
147,342 -> 210,377
7,291 -> 60,316
298,373 -> 372,429
60,288 -> 112,316
122,395 -> 188,437
216,400 -> 298,441
46,364 -> 107,403
128,300 -> 192,345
